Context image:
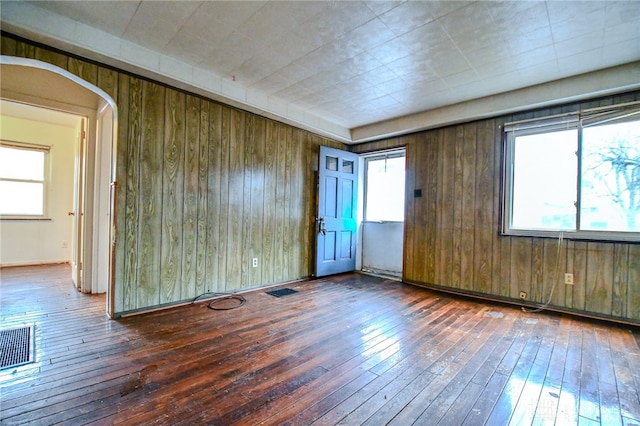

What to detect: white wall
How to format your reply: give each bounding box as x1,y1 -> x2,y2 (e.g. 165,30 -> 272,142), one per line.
0,115 -> 78,266
361,221 -> 404,277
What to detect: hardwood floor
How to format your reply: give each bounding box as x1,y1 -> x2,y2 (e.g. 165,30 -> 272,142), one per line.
1,264 -> 639,425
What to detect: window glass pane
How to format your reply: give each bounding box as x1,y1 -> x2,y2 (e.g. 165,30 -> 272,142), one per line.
511,130 -> 577,230
0,181 -> 44,215
0,146 -> 45,180
365,156 -> 405,221
342,159 -> 354,174
326,156 -> 338,171
581,120 -> 640,232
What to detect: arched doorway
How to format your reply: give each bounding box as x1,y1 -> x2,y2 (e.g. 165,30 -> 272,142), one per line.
0,56 -> 118,318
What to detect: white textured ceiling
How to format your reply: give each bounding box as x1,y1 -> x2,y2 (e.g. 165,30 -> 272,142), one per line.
2,1 -> 640,142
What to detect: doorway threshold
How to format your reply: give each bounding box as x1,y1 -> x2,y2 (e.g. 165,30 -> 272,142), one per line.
360,268 -> 402,281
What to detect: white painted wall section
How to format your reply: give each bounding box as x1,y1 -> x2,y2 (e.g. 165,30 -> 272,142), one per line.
0,115 -> 78,266
361,221 -> 403,277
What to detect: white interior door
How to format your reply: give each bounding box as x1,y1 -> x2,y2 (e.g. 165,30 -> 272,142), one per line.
315,146 -> 359,277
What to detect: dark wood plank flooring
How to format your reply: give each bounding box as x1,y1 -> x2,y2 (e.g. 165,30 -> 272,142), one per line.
1,264 -> 639,425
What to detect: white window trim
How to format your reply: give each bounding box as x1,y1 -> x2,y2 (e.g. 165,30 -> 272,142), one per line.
0,140 -> 52,220
501,101 -> 640,243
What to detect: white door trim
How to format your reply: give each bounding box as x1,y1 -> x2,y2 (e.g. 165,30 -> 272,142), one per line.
1,55 -> 119,318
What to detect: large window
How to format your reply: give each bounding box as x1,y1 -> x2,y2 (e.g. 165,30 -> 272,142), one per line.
502,102 -> 640,242
364,151 -> 405,222
0,142 -> 50,218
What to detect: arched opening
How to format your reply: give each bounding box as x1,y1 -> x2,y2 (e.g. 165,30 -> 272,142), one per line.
0,56 -> 118,318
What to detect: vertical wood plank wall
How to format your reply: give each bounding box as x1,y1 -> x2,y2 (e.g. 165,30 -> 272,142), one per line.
1,35 -> 344,314
352,92 -> 640,324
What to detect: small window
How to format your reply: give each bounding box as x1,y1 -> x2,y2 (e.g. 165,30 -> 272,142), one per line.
502,102 -> 640,241
0,142 -> 50,218
326,156 -> 338,171
364,152 -> 405,222
342,159 -> 354,174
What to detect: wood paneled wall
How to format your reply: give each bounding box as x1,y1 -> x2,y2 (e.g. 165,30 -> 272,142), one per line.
352,92 -> 640,324
1,35 -> 344,314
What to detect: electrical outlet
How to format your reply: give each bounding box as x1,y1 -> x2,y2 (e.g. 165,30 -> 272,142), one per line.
564,273 -> 574,285
519,291 -> 527,300
252,258 -> 258,268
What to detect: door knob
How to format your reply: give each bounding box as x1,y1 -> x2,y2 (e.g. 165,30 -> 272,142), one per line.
317,217 -> 327,236
68,211 -> 75,216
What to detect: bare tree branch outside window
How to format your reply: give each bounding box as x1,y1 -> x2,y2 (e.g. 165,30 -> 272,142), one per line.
581,121 -> 640,231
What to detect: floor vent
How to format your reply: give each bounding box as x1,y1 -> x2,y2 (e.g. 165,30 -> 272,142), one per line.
0,325 -> 35,369
265,288 -> 298,298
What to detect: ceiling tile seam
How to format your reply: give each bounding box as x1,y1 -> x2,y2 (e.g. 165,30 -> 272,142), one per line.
434,1 -> 475,21
273,53 -> 362,111
162,1 -> 205,54
361,1 -> 400,19
248,37 -> 349,101
120,1 -> 144,39
253,54 -> 322,95
544,1 -> 563,74
598,2 -> 610,60
430,19 -> 480,90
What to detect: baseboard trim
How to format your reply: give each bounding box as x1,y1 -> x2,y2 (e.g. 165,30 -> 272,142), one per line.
403,279 -> 640,328
0,260 -> 70,268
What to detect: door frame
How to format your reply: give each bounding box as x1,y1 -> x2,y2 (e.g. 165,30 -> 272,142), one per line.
71,117 -> 87,290
357,148 -> 407,278
1,56 -> 118,317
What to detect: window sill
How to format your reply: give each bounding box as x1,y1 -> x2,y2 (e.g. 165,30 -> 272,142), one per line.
501,229 -> 640,244
1,217 -> 52,221
363,220 -> 404,224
